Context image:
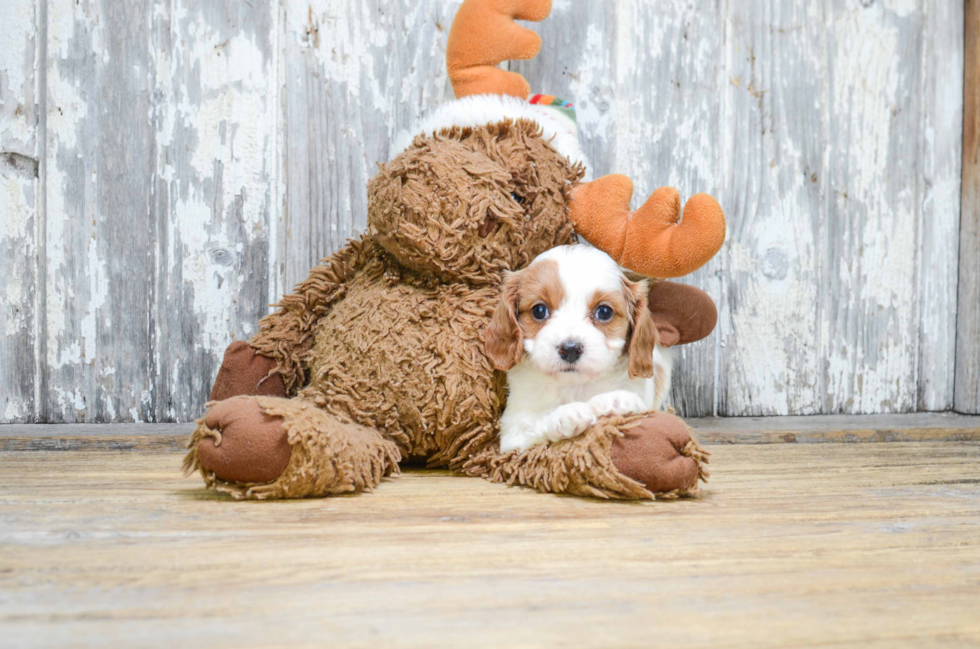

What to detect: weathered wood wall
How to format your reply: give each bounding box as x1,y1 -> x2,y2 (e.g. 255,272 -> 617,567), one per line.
0,0 -> 971,423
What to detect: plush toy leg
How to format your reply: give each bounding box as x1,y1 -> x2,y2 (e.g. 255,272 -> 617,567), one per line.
210,341 -> 287,401
465,412 -> 708,500
183,396 -> 401,500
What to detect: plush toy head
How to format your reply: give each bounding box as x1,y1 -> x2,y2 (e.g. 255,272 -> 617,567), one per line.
368,120 -> 582,285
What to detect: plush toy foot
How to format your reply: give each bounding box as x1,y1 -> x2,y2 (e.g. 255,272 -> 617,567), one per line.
610,412 -> 709,496
195,397 -> 293,484
184,396 -> 401,500
210,340 -> 286,401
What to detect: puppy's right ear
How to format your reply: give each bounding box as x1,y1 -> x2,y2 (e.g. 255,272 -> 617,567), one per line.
625,279 -> 657,379
485,271 -> 524,370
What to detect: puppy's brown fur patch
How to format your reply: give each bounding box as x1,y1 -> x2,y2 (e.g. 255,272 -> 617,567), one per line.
485,260 -> 565,370
588,288 -> 630,341
515,260 -> 564,339
624,279 -> 657,379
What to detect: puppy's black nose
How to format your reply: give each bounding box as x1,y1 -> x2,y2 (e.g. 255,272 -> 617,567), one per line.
558,340 -> 584,364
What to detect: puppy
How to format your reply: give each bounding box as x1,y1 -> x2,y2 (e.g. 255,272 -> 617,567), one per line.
486,245 -> 672,453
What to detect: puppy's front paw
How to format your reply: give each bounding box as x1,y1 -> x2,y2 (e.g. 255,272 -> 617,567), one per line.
588,390 -> 648,418
541,402 -> 598,442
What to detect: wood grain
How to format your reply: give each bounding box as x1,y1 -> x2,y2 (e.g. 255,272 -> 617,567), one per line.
150,0 -> 280,422
42,0 -> 157,422
31,0 -> 280,423
0,441 -> 978,647
957,0 -> 980,414
689,412 -> 980,444
918,0 -> 965,411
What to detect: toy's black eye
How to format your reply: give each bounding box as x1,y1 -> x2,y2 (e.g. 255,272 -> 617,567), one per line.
594,304 -> 614,322
531,303 -> 550,321
511,192 -> 525,205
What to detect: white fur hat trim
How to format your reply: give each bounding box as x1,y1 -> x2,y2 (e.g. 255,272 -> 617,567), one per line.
390,94 -> 591,175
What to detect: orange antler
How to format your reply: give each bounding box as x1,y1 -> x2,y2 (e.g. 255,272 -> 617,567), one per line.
446,0 -> 552,99
570,176 -> 727,278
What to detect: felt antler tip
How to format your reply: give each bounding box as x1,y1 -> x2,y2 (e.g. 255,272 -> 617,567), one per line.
446,0 -> 552,99
570,177 -> 726,278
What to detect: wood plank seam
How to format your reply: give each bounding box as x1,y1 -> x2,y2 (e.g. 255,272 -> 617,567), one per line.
2,414 -> 978,451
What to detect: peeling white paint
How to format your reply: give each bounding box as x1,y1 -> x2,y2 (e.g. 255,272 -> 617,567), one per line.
1,0 -> 39,423
0,0 -> 37,150
52,386 -> 86,412
1,176 -> 32,336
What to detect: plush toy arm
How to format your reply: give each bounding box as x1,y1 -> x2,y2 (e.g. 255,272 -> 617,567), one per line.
646,280 -> 718,347
248,237 -> 374,394
570,176 -> 726,279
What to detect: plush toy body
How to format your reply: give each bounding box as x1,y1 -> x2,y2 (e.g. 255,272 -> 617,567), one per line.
184,0 -> 725,501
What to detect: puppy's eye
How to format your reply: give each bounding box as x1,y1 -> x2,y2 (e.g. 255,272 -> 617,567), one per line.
594,304 -> 614,322
530,303 -> 550,321
511,191 -> 525,205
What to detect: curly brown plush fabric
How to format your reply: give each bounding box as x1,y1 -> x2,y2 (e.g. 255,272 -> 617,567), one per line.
369,122 -> 580,286
185,120 -> 712,501
249,239 -> 371,394
299,256 -> 506,467
248,121 -> 579,471
465,413 -> 708,500
185,395 -> 400,500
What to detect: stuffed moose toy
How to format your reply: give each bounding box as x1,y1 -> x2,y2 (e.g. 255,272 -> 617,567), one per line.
184,0 -> 726,500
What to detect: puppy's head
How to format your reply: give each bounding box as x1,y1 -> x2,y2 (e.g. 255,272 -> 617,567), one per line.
485,245 -> 657,382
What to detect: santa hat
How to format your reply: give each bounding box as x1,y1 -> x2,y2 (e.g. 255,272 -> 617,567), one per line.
390,92 -> 590,174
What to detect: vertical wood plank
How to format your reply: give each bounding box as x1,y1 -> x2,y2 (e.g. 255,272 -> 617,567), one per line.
39,0 -> 279,422
150,0 -> 280,421
42,0 -> 157,422
717,0 -> 834,416
0,0 -> 40,422
608,0 -> 725,417
718,0 -> 954,416
956,0 -> 980,414
280,0 -> 458,291
917,0 -> 963,411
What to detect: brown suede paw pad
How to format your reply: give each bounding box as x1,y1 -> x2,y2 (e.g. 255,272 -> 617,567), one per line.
610,412 -> 709,495
210,340 -> 286,401
195,397 -> 292,484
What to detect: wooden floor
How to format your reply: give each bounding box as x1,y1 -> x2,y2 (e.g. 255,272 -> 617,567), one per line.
1,421 -> 979,647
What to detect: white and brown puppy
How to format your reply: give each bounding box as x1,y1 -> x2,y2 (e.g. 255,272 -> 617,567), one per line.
486,245 -> 675,453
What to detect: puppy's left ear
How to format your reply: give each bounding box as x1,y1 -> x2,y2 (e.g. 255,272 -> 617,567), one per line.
646,280 -> 718,347
625,279 -> 657,379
